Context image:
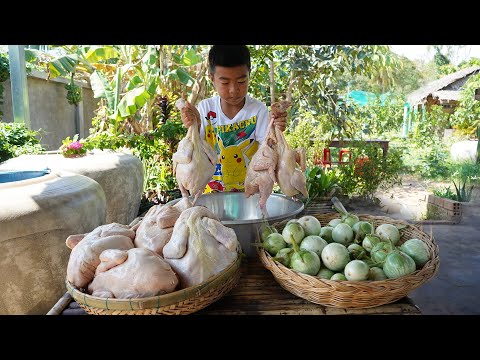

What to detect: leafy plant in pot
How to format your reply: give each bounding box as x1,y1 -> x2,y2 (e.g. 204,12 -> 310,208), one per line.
60,134 -> 87,158
304,166 -> 339,207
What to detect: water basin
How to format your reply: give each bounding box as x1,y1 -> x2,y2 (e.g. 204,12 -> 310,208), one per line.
169,192 -> 304,256
0,169 -> 50,183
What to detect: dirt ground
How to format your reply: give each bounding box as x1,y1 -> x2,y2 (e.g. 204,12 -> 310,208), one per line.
375,174 -> 479,221
347,174 -> 480,315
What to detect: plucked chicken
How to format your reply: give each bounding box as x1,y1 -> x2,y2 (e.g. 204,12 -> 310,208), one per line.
173,99 -> 217,204
272,101 -> 308,198
244,117 -> 278,215
163,206 -> 240,288
134,197 -> 192,256
66,223 -> 135,289
87,248 -> 179,298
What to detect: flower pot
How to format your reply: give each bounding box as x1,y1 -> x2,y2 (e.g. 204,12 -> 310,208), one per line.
63,153 -> 87,158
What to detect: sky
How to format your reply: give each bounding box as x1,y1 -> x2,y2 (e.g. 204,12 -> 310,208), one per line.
390,45 -> 480,65
3,45 -> 480,66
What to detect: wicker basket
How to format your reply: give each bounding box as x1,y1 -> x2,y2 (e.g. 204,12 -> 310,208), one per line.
66,255 -> 242,315
257,213 -> 440,309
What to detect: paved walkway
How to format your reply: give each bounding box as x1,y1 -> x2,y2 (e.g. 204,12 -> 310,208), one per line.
347,177 -> 480,315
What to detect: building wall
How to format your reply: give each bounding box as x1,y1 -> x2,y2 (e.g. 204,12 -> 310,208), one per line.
1,70 -> 97,150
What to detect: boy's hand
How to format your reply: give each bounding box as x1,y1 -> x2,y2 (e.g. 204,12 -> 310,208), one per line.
179,101 -> 201,129
271,111 -> 287,132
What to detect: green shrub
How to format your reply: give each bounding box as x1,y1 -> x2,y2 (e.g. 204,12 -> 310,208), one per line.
433,186 -> 457,200
285,116 -> 328,168
0,122 -> 44,163
401,141 -> 451,180
86,114 -> 186,193
334,142 -> 403,201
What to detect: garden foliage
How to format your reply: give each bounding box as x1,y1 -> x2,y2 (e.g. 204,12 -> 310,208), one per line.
0,122 -> 44,163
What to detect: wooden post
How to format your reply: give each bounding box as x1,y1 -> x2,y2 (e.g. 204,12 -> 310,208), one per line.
78,98 -> 85,138
476,125 -> 480,165
269,58 -> 275,105
8,45 -> 30,127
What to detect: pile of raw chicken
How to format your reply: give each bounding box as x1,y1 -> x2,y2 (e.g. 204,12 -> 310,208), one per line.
66,196 -> 240,298
66,99 -> 306,299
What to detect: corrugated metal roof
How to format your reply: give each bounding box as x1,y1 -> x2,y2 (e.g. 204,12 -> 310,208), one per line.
407,66 -> 480,105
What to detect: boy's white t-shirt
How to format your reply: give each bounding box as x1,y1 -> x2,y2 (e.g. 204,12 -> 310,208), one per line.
196,94 -> 269,193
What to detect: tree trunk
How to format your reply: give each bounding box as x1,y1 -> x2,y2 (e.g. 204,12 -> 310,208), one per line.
476,125 -> 480,165
287,71 -> 295,103
123,118 -> 143,135
269,58 -> 275,105
189,59 -> 208,106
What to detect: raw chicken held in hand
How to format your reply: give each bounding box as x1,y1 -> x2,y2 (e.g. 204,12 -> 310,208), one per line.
244,117 -> 278,216
272,101 -> 308,198
65,223 -> 135,289
88,248 -> 179,298
163,206 -> 240,289
173,99 -> 217,205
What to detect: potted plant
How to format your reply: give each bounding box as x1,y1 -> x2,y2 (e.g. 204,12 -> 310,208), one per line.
304,166 -> 339,208
60,134 -> 87,158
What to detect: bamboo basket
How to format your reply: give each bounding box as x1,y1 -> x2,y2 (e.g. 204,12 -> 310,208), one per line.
66,254 -> 242,315
257,213 -> 440,309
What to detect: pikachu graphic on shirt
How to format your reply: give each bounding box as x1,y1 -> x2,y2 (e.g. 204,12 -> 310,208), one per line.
204,118 -> 216,150
217,135 -> 253,189
204,111 -> 217,150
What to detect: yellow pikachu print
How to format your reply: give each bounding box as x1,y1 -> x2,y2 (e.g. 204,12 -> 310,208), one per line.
217,135 -> 253,186
204,118 -> 216,149
243,140 -> 259,162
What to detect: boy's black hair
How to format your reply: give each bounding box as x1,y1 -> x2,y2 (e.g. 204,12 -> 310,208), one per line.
208,45 -> 251,74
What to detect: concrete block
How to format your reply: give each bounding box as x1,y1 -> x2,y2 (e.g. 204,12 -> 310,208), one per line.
0,151 -> 143,225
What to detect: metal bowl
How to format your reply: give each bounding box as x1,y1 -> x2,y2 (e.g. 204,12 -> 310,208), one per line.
168,192 -> 304,257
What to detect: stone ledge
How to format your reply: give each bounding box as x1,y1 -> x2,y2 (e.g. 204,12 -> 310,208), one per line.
412,219 -> 458,225
28,69 -> 90,88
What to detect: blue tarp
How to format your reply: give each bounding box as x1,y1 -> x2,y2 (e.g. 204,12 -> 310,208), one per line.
345,90 -> 390,106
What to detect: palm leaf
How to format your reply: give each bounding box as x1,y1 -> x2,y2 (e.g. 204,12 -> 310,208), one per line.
117,86 -> 150,117
48,54 -> 79,78
83,46 -> 120,63
90,70 -> 116,112
176,68 -> 195,86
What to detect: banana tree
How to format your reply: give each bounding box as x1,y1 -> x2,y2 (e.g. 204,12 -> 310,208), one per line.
26,45 -> 208,135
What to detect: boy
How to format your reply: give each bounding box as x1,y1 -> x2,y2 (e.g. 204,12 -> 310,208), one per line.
180,45 -> 287,193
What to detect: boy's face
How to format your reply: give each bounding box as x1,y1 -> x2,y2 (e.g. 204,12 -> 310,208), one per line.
210,65 -> 249,107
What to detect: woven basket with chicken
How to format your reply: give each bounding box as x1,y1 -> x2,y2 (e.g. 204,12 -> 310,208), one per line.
65,201 -> 242,315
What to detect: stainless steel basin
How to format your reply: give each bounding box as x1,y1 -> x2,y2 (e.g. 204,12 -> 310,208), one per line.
168,192 -> 304,257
